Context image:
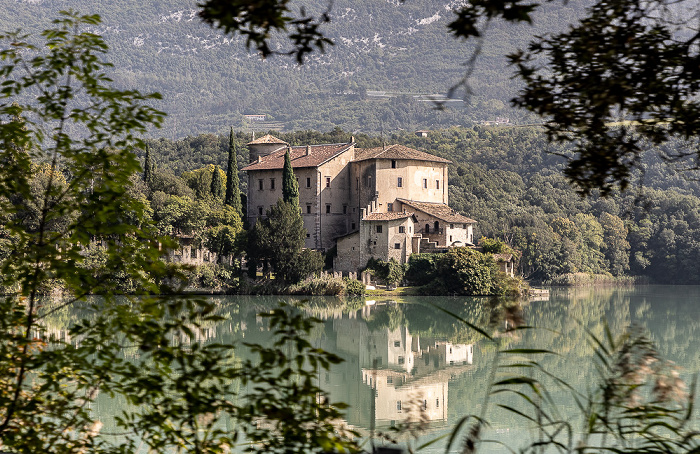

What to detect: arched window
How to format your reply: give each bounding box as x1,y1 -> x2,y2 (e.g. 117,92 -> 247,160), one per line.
425,224 -> 430,233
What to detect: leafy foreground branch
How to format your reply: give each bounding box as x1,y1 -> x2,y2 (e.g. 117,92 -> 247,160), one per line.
0,12 -> 358,454
448,314 -> 700,454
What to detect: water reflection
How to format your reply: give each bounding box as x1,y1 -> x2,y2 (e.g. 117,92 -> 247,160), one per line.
39,287 -> 700,452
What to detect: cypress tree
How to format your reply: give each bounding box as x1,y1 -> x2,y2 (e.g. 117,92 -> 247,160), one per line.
211,165 -> 223,199
282,148 -> 299,206
143,144 -> 152,184
225,127 -> 242,214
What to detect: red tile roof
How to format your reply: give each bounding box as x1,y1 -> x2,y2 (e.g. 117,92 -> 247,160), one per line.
247,134 -> 288,145
241,143 -> 353,171
396,199 -> 476,223
363,211 -> 415,221
353,144 -> 451,164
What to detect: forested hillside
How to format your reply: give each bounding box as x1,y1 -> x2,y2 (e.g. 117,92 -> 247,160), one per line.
4,0 -> 585,138
145,126 -> 700,284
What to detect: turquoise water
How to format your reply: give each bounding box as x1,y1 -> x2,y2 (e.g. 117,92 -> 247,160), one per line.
48,286 -> 700,452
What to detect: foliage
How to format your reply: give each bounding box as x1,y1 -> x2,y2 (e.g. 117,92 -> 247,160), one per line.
404,253 -> 441,286
225,127 -> 243,216
182,164 -> 227,200
287,274 -> 346,296
436,248 -> 498,295
210,164 -> 224,199
343,277 -> 366,296
285,248 -> 324,284
364,258 -> 406,287
452,324 -> 700,454
246,199 -> 308,283
282,148 -> 300,206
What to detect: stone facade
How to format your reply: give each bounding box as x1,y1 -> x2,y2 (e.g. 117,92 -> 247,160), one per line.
241,136 -> 477,273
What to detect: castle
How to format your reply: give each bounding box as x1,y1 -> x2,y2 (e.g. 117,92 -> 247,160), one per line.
241,135 -> 476,273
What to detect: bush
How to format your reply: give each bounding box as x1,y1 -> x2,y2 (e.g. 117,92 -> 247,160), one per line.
364,258 -> 406,287
284,248 -> 324,284
287,274 -> 345,295
405,253 -> 441,286
343,277 -> 365,296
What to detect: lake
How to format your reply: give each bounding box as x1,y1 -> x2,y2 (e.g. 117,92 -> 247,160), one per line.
47,286 -> 700,452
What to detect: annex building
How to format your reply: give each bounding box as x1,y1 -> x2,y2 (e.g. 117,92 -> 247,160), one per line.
241,135 -> 476,273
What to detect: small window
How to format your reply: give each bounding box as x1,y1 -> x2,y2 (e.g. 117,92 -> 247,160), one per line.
306,233 -> 310,238
368,176 -> 372,187
387,203 -> 393,212
270,178 -> 275,190
398,356 -> 404,365
451,224 -> 454,229
463,223 -> 467,229
373,240 -> 376,245
376,225 -> 382,233
436,398 -> 440,408
397,401 -> 402,411
450,235 -> 453,242
343,205 -> 348,214
306,205 -> 312,214
325,177 -> 331,188
258,179 -> 264,190
423,400 -> 428,410
306,177 -> 311,188
397,177 -> 403,188
394,341 -> 401,347
394,243 -> 401,249
399,226 -> 405,233
326,204 -> 331,214
436,180 -> 440,189
351,222 -> 356,230
356,178 -> 359,189
257,206 -> 263,215
423,179 -> 428,188
391,159 -> 397,168
387,376 -> 393,384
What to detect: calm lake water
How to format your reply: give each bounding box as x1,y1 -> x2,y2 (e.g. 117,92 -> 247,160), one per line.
49,286 -> 700,452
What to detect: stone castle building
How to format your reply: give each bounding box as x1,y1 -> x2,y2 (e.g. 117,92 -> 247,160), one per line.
241,134 -> 476,272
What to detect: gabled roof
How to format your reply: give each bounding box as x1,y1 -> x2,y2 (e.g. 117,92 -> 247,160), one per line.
397,199 -> 476,224
363,211 -> 415,222
353,144 -> 451,164
492,253 -> 514,262
241,143 -> 353,171
247,134 -> 288,145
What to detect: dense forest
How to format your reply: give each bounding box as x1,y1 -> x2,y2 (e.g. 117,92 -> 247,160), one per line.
144,125 -> 700,284
0,0 -> 589,137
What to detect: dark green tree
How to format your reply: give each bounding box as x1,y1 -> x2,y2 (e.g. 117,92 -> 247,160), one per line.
224,127 -> 242,215
246,199 -> 308,283
143,144 -> 153,184
282,148 -> 299,206
210,164 -> 223,199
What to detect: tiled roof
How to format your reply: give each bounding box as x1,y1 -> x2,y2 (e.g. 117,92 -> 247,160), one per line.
241,143 -> 353,171
353,144 -> 451,164
396,199 -> 476,223
363,211 -> 415,221
247,134 -> 288,145
492,253 -> 514,262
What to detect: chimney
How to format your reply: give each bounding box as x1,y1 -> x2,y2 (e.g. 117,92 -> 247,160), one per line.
305,145 -> 310,156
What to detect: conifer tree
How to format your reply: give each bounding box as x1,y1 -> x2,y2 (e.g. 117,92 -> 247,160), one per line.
225,127 -> 242,214
211,165 -> 223,199
144,144 -> 153,184
282,148 -> 299,206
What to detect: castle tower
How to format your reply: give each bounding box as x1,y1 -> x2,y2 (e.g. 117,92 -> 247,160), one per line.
247,134 -> 288,163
